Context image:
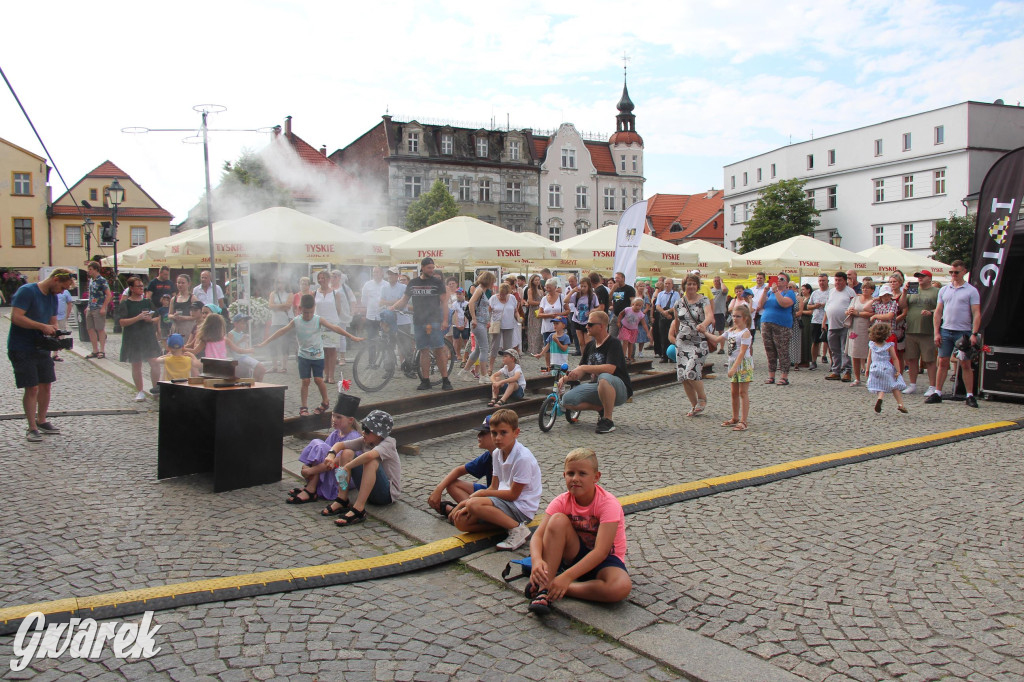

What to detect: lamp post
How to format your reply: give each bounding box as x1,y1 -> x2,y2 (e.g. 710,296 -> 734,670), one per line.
829,231 -> 842,248
106,179 -> 125,280
83,217 -> 94,261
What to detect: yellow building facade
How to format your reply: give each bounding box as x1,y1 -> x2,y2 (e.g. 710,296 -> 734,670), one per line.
0,137 -> 51,273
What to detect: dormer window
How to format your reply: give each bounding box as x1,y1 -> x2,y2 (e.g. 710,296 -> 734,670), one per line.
508,140 -> 520,161
441,134 -> 453,155
476,137 -> 488,158
407,131 -> 419,153
669,223 -> 683,233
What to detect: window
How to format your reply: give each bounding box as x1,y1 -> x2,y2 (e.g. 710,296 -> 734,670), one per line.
459,177 -> 472,201
479,179 -> 491,202
934,169 -> 946,195
561,148 -> 576,169
621,188 -> 627,210
576,186 -> 588,209
825,186 -> 837,210
576,220 -> 590,235
548,223 -> 561,242
902,224 -> 914,249
441,177 -> 452,194
669,223 -> 682,233
828,149 -> 836,166
441,134 -> 453,155
65,225 -> 82,247
742,172 -> 748,186
620,155 -> 626,171
934,125 -> 945,145
12,172 -> 31,195
756,168 -> 762,182
805,189 -> 815,204
89,188 -> 98,201
730,175 -> 736,189
903,175 -> 914,199
902,133 -> 911,151
744,203 -> 754,221
407,131 -> 419,153
770,164 -> 776,179
632,187 -> 640,204
604,187 -> 616,210
101,185 -> 126,207
404,175 -> 422,198
874,179 -> 885,203
130,226 -> 147,247
807,154 -> 814,170
505,181 -> 521,203
549,184 -> 561,208
13,218 -> 33,246
509,140 -> 520,161
874,226 -> 884,246
874,139 -> 883,156
632,155 -> 638,172
476,137 -> 488,158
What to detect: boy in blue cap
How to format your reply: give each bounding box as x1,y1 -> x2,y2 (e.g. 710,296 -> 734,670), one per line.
428,415 -> 496,520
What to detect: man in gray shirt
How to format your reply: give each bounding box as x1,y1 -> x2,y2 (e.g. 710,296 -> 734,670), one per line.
710,276 -> 729,354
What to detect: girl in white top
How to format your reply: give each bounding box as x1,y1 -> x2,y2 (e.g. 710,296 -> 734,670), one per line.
487,283 -> 520,371
535,280 -> 565,372
314,270 -> 342,383
702,304 -> 753,432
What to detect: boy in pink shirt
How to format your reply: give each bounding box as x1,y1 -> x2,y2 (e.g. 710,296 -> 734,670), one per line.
525,447 -> 631,614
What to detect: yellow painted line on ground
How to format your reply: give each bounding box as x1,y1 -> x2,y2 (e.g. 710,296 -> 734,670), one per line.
1,420 -> 1017,626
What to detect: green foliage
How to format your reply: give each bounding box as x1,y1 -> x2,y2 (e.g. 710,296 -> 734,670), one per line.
193,150 -> 292,226
931,212 -> 975,265
737,178 -> 821,253
406,179 -> 459,230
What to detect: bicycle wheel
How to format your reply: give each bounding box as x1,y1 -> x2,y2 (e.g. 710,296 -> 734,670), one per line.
418,339 -> 456,386
565,408 -> 581,424
352,340 -> 395,392
538,395 -> 557,432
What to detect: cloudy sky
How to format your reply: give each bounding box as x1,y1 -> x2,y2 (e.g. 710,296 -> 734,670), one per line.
3,0 -> 1022,223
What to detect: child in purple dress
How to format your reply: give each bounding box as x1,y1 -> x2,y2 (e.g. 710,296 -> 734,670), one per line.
287,394 -> 362,506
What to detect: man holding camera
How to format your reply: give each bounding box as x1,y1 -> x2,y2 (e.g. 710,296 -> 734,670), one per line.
8,268 -> 76,442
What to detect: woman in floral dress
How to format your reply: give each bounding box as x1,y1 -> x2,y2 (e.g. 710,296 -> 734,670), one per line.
668,274 -> 714,417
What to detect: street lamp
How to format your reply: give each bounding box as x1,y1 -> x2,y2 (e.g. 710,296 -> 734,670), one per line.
106,178 -> 125,280
829,231 -> 842,247
82,217 -> 94,261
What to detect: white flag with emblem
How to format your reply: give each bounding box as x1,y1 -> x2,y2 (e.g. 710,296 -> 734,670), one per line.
612,200 -> 648,284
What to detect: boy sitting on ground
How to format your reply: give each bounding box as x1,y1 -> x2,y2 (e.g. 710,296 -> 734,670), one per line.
287,393 -> 362,505
525,447 -> 631,615
428,415 -> 495,520
488,348 -> 526,407
450,408 -> 541,550
324,410 -> 401,528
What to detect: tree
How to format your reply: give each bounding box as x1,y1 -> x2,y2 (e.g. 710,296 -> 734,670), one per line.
931,212 -> 975,265
737,178 -> 820,253
190,150 -> 292,226
406,179 -> 459,230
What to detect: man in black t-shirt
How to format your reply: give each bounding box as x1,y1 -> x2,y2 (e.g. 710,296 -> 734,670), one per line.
391,257 -> 452,391
146,266 -> 174,309
589,272 -> 610,314
560,310 -> 632,434
609,271 -> 636,338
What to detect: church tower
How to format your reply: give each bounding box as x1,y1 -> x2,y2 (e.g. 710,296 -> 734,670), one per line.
608,66 -> 644,179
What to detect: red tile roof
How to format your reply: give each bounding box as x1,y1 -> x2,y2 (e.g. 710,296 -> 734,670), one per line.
647,191 -> 724,243
609,131 -> 644,146
86,161 -> 131,179
585,143 -> 616,174
532,137 -> 549,160
51,205 -> 174,219
285,132 -> 336,171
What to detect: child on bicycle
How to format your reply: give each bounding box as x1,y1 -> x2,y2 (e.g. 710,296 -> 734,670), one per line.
548,317 -> 571,372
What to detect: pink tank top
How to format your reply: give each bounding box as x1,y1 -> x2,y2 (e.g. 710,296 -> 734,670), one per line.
202,339 -> 227,359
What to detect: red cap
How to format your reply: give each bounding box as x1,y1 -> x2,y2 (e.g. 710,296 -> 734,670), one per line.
913,270 -> 933,278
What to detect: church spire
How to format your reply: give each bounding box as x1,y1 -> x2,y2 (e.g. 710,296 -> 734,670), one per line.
609,61 -> 642,145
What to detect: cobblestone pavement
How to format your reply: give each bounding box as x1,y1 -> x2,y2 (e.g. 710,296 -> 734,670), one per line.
3,315 -> 1023,680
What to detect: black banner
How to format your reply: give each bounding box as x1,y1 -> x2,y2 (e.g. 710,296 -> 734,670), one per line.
971,145 -> 1024,329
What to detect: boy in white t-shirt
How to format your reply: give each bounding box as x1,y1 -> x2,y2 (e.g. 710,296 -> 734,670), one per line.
526,447 -> 631,615
548,317 -> 571,371
488,348 -> 526,407
450,409 -> 541,551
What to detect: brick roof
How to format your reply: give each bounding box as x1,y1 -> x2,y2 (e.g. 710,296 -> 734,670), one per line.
609,130 -> 644,146
647,191 -> 724,243
85,161 -> 131,179
51,205 -> 173,219
532,137 -> 549,159
585,143 -> 616,174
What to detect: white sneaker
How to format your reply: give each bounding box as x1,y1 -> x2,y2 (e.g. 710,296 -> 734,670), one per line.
479,375 -> 490,385
134,391 -> 147,402
496,523 -> 531,550
903,384 -> 917,395
924,386 -> 937,396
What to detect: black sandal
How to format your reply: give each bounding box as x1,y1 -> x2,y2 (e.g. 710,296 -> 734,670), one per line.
438,500 -> 457,519
528,589 -> 551,615
487,399 -> 499,407
321,498 -> 350,517
335,507 -> 366,527
286,487 -> 318,504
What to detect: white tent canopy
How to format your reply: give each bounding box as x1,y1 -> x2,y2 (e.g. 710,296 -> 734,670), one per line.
388,216 -> 559,266
857,243 -> 950,279
556,224 -> 698,273
365,225 -> 411,245
675,240 -> 736,275
729,235 -> 878,276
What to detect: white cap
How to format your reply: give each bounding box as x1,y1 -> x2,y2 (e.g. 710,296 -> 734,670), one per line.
878,284 -> 894,297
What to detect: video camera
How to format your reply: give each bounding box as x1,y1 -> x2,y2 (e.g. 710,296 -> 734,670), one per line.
36,330 -> 73,352
953,334 -> 980,363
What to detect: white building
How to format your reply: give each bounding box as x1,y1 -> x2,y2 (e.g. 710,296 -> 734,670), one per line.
722,101 -> 1024,254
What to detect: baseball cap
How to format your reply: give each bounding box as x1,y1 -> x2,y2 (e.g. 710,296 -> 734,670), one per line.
499,348 -> 520,361
167,333 -> 184,348
231,313 -> 251,323
387,266 -> 400,275
420,257 -> 435,267
552,316 -> 568,326
456,287 -> 465,294
913,270 -> 933,278
878,284 -> 894,297
471,415 -> 492,433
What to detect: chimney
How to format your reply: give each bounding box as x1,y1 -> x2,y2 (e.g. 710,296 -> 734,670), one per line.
284,115 -> 292,135
320,145 -> 327,157
272,125 -> 281,137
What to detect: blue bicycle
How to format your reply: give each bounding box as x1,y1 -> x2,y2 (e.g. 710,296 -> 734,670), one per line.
538,363 -> 581,432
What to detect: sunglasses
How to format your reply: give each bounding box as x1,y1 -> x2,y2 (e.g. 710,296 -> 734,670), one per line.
585,322 -> 600,328
950,270 -> 962,275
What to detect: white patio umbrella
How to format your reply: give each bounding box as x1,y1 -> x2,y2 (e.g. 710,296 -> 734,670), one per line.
675,240 -> 736,275
729,235 -> 878,276
388,216 -> 557,266
556,224 -> 698,272
168,207 -> 390,265
116,228 -> 210,268
857,243 -> 950,279
365,225 -> 411,245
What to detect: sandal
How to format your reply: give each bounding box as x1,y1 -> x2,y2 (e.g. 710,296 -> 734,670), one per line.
685,406 -> 698,417
720,419 -> 739,427
487,399 -> 499,407
286,487 -> 318,504
313,401 -> 329,415
874,398 -> 883,413
321,498 -> 350,516
777,378 -> 790,386
299,406 -> 310,416
494,399 -> 506,407
731,422 -> 748,431
97,352 -> 106,359
764,377 -> 775,384
693,399 -> 706,415
53,356 -> 64,362
897,405 -> 908,414
335,507 -> 366,527
438,500 -> 457,519
85,352 -> 99,359
528,589 -> 552,615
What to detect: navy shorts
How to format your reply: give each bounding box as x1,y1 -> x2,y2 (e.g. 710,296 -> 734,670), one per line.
351,462 -> 392,506
297,356 -> 325,379
452,327 -> 470,340
561,541 -> 628,582
9,350 -> 56,389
